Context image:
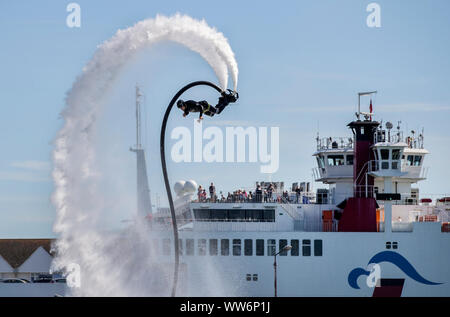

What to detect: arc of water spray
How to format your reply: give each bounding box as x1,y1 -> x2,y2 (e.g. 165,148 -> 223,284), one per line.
52,14 -> 238,296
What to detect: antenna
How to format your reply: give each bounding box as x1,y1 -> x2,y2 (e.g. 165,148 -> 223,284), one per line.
386,122 -> 393,142
136,84 -> 142,149
357,91 -> 377,120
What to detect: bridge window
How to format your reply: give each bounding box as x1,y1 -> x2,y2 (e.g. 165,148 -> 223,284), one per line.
327,155 -> 345,166
233,239 -> 241,256
316,156 -> 325,169
162,239 -> 171,256
256,239 -> 264,256
314,240 -> 323,256
279,239 -> 288,256
198,239 -> 207,256
414,155 -> 422,166
290,239 -> 299,256
406,155 -> 414,166
302,240 -> 311,256
221,239 -> 229,256
392,149 -> 401,160
267,239 -> 276,256
209,239 -> 218,256
244,239 -> 253,256
186,239 -> 194,255
380,149 -> 389,160
346,155 -> 354,165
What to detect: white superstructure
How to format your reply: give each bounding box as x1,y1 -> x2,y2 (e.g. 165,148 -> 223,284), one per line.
150,96 -> 450,297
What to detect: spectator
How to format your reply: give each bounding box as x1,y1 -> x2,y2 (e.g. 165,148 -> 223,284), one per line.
209,182 -> 216,202
202,189 -> 207,202
197,186 -> 203,202
295,186 -> 301,203
267,183 -> 274,202
255,185 -> 263,203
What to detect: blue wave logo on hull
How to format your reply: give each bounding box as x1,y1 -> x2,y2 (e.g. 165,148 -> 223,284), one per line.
348,251 -> 442,289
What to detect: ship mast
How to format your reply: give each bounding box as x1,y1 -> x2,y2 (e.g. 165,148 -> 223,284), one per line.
136,85 -> 142,149
130,84 -> 153,217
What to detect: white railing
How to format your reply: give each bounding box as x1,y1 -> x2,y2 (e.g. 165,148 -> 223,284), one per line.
316,137 -> 353,151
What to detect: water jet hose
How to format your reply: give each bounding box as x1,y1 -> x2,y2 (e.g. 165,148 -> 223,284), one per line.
160,81 -> 223,296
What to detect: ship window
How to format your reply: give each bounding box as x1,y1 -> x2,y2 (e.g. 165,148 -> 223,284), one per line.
194,209 -> 210,220
392,149 -> 401,160
244,239 -> 253,256
392,161 -> 399,169
302,240 -> 311,256
221,239 -> 229,256
233,239 -> 241,256
186,239 -> 194,255
381,162 -> 389,169
267,239 -> 276,256
414,155 -> 422,166
316,156 -> 325,169
256,239 -> 264,256
209,239 -> 218,256
392,242 -> 398,249
263,210 -> 275,222
386,242 -> 391,249
251,209 -> 264,221
253,274 -> 258,281
229,209 -> 245,220
198,239 -> 207,256
407,155 -> 414,166
162,239 -> 171,256
314,240 -> 323,256
279,239 -> 288,256
211,209 -> 226,220
246,274 -> 251,281
327,155 -> 345,166
380,149 -> 389,160
290,240 -> 299,256
178,239 -> 183,255
346,155 -> 354,166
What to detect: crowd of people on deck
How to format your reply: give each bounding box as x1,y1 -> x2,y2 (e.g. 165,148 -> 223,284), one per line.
195,182 -> 305,204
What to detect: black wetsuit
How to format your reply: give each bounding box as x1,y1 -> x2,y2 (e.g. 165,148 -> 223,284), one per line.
181,100 -> 217,119
179,91 -> 237,119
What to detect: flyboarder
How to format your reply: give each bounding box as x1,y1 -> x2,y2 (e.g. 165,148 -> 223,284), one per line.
177,89 -> 239,121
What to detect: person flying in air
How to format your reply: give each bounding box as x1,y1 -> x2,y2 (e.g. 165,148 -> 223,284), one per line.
177,89 -> 239,122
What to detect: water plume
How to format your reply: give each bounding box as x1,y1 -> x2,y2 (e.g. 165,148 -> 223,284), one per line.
51,14 -> 238,296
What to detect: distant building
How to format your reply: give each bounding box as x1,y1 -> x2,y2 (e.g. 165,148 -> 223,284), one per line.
0,239 -> 55,280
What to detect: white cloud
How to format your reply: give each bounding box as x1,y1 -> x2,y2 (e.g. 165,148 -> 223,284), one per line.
0,161 -> 52,182
10,160 -> 51,171
0,171 -> 50,182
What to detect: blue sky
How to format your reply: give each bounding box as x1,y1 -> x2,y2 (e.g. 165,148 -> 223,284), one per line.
1,1 -> 450,237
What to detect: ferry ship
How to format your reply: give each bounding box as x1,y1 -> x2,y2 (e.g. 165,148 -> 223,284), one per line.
144,90 -> 450,297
